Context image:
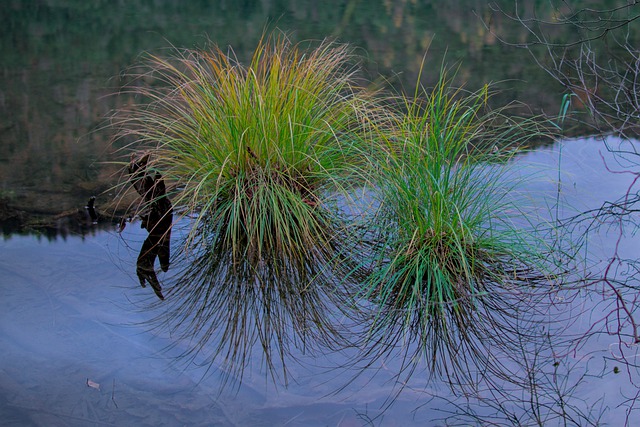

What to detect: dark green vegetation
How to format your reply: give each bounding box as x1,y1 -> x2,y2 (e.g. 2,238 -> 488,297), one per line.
0,0 -> 590,230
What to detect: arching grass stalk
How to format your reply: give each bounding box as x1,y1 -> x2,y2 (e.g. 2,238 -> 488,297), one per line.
355,67 -> 563,393
115,32 -> 378,385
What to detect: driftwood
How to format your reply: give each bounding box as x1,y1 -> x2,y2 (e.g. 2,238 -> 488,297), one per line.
128,153 -> 173,300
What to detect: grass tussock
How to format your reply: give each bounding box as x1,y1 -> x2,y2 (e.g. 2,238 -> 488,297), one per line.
115,32 -> 377,384
353,66 -> 561,390
114,34 -> 565,391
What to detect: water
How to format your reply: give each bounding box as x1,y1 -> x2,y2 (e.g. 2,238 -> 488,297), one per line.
2,137 -> 640,425
0,235 -> 438,426
0,0 -> 563,217
0,230 -> 353,425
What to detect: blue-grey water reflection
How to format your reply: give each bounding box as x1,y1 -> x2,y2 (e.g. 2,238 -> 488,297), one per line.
0,227 -> 405,426
2,137 -> 639,425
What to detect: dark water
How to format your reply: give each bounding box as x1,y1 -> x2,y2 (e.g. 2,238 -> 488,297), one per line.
2,1 -> 640,425
0,0 -> 570,221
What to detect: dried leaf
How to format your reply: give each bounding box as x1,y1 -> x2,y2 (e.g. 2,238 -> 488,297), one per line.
86,379 -> 100,390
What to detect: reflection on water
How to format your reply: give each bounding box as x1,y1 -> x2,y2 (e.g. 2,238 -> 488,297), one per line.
1,137 -> 640,425
0,195 -> 121,241
128,154 -> 173,300
0,0 -> 581,224
0,230 -> 428,425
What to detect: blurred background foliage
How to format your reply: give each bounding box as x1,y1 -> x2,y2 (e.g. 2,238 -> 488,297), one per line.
0,0 -> 634,222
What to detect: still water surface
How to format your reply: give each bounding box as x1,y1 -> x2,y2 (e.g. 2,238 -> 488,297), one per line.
2,137 -> 638,425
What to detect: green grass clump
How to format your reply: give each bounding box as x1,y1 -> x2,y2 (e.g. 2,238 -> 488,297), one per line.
355,68 -> 559,389
122,33 -> 372,246
115,33 -> 564,391
117,33 -> 377,383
